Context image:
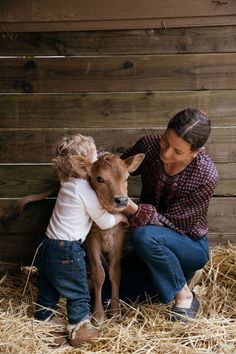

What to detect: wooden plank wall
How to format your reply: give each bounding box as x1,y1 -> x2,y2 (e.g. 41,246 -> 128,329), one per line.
1,0 -> 236,31
0,5 -> 236,268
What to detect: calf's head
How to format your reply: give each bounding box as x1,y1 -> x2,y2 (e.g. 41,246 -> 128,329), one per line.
70,153 -> 145,211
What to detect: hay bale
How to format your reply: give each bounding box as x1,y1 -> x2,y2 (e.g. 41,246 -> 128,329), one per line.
0,245 -> 235,354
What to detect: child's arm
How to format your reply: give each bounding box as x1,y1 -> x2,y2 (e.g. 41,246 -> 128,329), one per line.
81,184 -> 129,230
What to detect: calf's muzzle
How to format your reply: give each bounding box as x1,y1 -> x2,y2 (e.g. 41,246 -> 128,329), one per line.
114,196 -> 129,206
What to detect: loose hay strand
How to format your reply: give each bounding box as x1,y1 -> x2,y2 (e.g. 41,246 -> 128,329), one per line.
0,245 -> 236,353
22,241 -> 44,297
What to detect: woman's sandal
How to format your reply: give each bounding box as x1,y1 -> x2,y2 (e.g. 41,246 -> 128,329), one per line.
170,292 -> 200,323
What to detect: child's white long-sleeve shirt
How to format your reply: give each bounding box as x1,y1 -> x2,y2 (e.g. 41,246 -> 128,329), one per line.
46,178 -> 115,242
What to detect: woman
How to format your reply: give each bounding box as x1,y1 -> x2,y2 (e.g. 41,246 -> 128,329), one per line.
119,108 -> 219,321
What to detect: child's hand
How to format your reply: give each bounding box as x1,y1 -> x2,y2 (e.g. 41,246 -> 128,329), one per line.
114,213 -> 129,228
120,213 -> 129,228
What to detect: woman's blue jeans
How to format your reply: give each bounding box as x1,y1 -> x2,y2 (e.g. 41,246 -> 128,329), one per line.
34,237 -> 91,325
130,225 -> 209,303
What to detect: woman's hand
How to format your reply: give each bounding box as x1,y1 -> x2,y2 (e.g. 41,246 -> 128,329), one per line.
123,198 -> 139,216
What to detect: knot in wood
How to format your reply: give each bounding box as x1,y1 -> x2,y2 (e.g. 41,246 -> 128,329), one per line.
123,61 -> 134,70
24,60 -> 38,70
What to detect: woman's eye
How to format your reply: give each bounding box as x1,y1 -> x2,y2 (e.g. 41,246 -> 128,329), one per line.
96,176 -> 104,183
175,150 -> 182,155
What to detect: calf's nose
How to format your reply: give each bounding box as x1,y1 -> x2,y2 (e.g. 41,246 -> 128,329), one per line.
114,196 -> 128,206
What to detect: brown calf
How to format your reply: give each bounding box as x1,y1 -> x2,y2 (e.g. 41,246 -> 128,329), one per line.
6,153 -> 144,323
69,152 -> 145,323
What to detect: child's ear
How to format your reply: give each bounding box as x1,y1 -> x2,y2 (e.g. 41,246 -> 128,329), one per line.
70,156 -> 92,178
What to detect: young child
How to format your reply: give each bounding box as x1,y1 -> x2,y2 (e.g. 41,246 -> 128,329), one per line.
34,134 -> 128,347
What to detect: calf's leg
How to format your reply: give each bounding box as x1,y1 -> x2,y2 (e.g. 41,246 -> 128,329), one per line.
108,257 -> 121,317
108,235 -> 125,317
86,240 -> 106,323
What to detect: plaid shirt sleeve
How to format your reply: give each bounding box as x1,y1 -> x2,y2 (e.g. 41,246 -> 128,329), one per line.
129,175 -> 218,238
129,203 -> 163,228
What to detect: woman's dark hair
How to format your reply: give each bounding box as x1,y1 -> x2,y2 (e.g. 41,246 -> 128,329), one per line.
167,108 -> 211,151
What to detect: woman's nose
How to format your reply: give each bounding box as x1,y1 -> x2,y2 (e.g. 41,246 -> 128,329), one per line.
163,147 -> 172,159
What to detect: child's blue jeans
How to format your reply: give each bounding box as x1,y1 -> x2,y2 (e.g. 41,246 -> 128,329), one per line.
34,236 -> 91,325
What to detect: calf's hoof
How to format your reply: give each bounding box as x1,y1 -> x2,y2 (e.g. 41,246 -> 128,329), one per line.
69,323 -> 99,347
108,308 -> 120,320
109,299 -> 121,319
92,309 -> 105,324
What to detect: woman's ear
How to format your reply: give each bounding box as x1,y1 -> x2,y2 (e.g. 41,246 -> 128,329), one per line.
70,156 -> 92,178
193,146 -> 204,157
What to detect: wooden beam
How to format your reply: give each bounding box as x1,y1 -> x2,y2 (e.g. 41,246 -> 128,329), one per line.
1,26 -> 236,53
0,197 -> 235,264
2,1 -> 235,22
2,16 -> 236,32
0,163 -> 234,198
1,197 -> 235,236
1,54 -> 236,93
1,0 -> 235,32
0,127 -> 235,163
1,91 -> 236,128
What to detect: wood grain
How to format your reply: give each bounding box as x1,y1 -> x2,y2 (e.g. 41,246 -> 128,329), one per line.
1,0 -> 235,22
1,26 -> 236,56
1,54 -> 236,93
0,163 -> 234,198
0,198 -> 235,263
1,0 -> 235,32
0,127 -> 235,163
1,91 -> 236,128
2,16 -> 236,32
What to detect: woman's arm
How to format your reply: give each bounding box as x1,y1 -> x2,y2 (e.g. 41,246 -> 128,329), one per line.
124,175 -> 218,238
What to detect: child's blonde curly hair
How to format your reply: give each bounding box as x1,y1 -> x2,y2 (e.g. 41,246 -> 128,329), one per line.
52,134 -> 97,181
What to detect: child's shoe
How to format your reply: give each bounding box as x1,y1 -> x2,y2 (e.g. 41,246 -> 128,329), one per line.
68,320 -> 99,347
49,331 -> 68,347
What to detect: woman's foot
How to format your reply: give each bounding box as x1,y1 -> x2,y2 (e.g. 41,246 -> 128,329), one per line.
170,292 -> 200,322
174,283 -> 193,308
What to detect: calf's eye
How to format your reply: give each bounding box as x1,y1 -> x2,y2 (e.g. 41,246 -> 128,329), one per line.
96,176 -> 104,183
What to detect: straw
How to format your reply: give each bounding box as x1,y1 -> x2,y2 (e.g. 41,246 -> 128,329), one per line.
0,245 -> 235,353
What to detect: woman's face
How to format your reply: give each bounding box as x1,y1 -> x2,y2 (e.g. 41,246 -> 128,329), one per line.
160,128 -> 200,165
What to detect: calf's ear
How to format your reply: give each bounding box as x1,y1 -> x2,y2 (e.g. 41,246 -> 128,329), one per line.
70,156 -> 92,178
124,153 -> 145,173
